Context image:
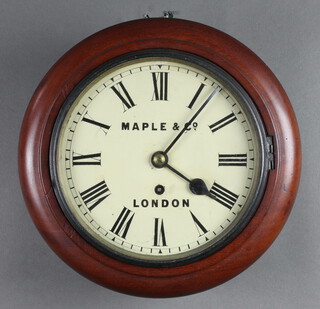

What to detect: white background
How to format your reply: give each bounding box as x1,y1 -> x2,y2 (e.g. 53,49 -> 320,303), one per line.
1,0 -> 318,308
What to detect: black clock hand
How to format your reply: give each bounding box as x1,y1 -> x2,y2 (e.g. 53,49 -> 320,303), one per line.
164,85 -> 221,154
151,151 -> 216,200
167,163 -> 216,200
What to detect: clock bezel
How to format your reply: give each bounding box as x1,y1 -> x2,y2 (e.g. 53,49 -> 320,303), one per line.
19,18 -> 301,297
49,49 -> 271,268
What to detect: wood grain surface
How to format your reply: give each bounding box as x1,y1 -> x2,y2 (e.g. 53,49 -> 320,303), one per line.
18,18 -> 301,297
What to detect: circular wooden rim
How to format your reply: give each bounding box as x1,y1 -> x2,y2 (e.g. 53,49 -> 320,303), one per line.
19,18 -> 301,297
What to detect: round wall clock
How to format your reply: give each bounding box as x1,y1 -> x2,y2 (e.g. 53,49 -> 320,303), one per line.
19,18 -> 301,297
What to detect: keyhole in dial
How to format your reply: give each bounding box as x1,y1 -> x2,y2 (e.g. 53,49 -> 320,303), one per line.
155,184 -> 165,195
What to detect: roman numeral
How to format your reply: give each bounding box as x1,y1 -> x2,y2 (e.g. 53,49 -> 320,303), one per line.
111,81 -> 136,111
82,115 -> 110,134
110,207 -> 135,239
190,211 -> 208,236
188,83 -> 205,109
80,180 -> 110,211
209,112 -> 237,133
154,218 -> 167,247
218,153 -> 247,167
72,152 -> 101,166
210,182 -> 238,209
152,72 -> 168,101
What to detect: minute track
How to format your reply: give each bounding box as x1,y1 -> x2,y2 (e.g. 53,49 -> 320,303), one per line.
50,50 -> 268,268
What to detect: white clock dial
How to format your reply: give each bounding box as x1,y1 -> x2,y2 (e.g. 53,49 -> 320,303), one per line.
51,51 -> 268,266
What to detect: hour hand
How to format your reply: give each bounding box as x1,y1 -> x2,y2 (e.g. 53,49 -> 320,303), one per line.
189,178 -> 209,195
188,178 -> 216,200
151,151 -> 216,200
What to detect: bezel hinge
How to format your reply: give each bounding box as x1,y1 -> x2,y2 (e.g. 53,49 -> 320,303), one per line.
267,136 -> 275,170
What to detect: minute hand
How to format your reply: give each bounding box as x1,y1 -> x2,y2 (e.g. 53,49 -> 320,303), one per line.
164,85 -> 221,154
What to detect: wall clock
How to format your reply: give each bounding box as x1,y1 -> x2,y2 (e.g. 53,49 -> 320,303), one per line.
19,18 -> 301,297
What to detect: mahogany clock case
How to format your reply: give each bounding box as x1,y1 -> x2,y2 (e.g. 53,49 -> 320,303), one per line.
18,18 -> 301,297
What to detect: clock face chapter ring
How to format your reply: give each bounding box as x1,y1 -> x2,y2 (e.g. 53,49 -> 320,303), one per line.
49,49 -> 270,268
19,18 -> 301,297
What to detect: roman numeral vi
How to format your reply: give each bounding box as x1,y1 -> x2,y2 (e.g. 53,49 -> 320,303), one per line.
154,218 -> 167,247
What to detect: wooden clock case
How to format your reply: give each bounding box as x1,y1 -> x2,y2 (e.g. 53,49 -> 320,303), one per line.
19,18 -> 301,297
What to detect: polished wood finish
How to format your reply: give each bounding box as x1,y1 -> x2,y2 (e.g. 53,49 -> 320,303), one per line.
19,18 -> 301,297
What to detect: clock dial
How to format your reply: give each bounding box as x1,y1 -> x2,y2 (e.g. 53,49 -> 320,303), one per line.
51,50 -> 269,266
